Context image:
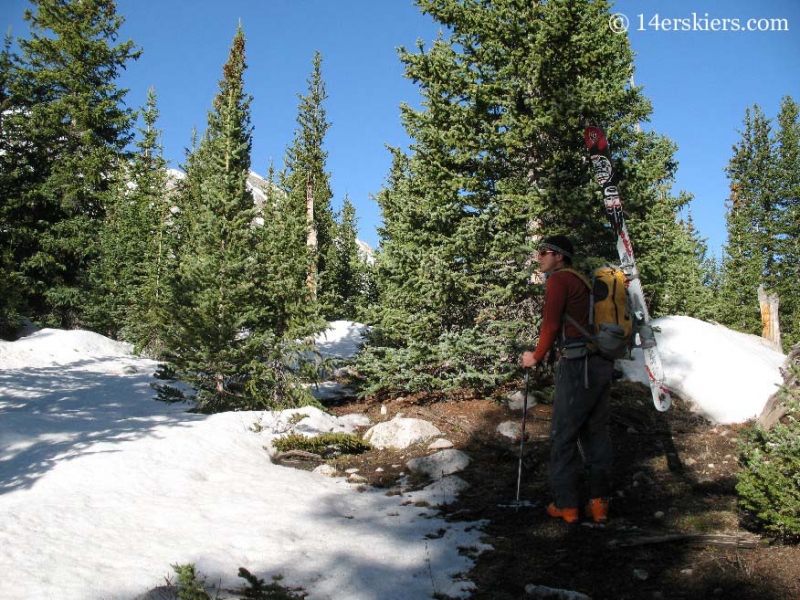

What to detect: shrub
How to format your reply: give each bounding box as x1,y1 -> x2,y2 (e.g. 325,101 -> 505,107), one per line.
237,568 -> 306,599
272,432 -> 371,456
736,369 -> 800,540
172,564 -> 211,600
169,564 -> 306,599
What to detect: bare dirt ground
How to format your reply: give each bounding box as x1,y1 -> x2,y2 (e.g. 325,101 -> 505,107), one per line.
322,375 -> 800,600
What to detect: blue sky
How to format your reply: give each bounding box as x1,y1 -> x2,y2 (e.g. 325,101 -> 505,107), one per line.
2,0 -> 799,258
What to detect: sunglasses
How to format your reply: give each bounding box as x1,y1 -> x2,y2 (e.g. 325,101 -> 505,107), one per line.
537,249 -> 556,257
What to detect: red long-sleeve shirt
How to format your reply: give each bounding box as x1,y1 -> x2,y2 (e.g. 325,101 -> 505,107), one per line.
532,269 -> 591,362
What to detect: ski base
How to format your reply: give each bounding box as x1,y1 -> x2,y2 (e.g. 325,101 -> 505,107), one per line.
584,125 -> 672,412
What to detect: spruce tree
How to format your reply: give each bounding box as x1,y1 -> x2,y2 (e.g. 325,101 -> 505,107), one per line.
88,87 -> 173,352
1,0 -> 140,328
0,33 -> 23,337
651,206 -> 716,319
164,25 -> 257,411
281,52 -> 335,308
321,196 -> 368,320
127,88 -> 175,355
162,27 -> 321,412
255,165 -> 322,341
720,105 -> 777,335
359,0 -> 695,395
774,97 -> 800,348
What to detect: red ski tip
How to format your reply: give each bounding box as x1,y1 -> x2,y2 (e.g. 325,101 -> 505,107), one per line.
584,126 -> 608,152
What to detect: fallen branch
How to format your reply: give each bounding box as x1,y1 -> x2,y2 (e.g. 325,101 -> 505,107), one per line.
271,449 -> 325,463
610,532 -> 760,549
416,407 -> 477,436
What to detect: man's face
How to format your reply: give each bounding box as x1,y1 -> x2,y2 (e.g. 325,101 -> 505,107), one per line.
537,248 -> 562,274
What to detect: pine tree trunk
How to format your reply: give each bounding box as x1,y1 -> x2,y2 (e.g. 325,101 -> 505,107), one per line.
306,177 -> 317,296
758,285 -> 781,351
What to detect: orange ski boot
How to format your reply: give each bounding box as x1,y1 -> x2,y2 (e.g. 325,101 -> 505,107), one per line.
546,503 -> 580,524
585,497 -> 610,523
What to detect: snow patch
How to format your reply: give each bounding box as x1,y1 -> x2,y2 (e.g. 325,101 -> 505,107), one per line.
620,316 -> 785,424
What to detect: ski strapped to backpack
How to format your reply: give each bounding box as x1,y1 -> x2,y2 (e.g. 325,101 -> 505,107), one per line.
561,265 -> 633,360
584,125 -> 671,411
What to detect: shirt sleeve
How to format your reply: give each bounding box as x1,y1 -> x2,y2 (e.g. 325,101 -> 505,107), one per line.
532,273 -> 569,362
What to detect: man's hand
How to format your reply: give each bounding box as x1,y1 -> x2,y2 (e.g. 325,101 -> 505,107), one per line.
521,350 -> 538,369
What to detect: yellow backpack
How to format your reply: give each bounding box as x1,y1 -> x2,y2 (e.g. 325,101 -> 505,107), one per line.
562,265 -> 633,360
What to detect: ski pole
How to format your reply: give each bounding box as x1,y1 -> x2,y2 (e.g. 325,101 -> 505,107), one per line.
515,366 -> 531,503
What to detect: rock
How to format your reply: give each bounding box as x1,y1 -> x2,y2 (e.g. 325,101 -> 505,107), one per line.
684,457 -> 697,466
497,421 -> 521,440
337,413 -> 371,428
313,464 -> 338,477
507,389 -> 538,411
363,416 -> 441,450
428,438 -> 454,450
653,511 -> 665,520
333,366 -> 357,379
133,587 -> 178,600
525,584 -> 592,599
345,468 -> 360,474
633,569 -> 649,581
407,449 -> 470,480
348,473 -> 368,484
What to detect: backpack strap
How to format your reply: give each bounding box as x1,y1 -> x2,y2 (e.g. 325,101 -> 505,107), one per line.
557,269 -> 594,389
557,267 -> 594,338
564,313 -> 593,340
559,267 -> 591,290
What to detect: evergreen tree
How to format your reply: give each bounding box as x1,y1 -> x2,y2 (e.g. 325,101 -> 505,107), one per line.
162,26 -> 321,412
88,87 -> 173,352
0,33 -> 23,337
358,0 -> 695,395
164,25 -> 257,411
255,165 -> 321,341
652,207 -> 716,319
719,105 -> 777,335
774,97 -> 800,348
321,196 -> 369,320
126,88 -> 176,355
618,134 -> 712,318
1,0 -> 140,328
281,52 -> 335,308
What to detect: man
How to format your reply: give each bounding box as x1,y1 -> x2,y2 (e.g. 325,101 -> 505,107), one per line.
521,234 -> 614,524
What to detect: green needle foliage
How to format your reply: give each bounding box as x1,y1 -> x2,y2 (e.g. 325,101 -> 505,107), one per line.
720,98 -> 800,349
0,0 -> 140,329
280,52 -> 336,310
358,0 -> 700,396
737,365 -> 800,540
273,432 -> 371,456
159,26 -> 322,412
87,87 -> 174,353
172,563 -> 212,600
321,196 -> 375,321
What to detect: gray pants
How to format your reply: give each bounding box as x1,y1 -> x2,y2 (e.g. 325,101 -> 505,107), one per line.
549,354 -> 614,508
